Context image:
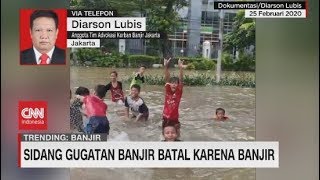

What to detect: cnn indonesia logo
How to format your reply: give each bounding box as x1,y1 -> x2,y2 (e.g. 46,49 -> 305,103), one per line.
19,101 -> 47,130
21,108 -> 44,119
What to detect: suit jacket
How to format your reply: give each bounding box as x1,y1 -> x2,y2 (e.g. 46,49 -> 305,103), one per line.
20,47 -> 66,65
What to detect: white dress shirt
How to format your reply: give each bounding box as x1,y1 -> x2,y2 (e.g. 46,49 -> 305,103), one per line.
33,46 -> 55,64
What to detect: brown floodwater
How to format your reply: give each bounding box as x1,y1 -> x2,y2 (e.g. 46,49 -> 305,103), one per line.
70,67 -> 256,180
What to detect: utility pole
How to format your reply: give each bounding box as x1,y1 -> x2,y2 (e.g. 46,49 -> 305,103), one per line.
216,5 -> 224,83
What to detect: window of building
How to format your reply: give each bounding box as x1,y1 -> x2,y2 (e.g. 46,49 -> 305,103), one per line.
202,11 -> 215,25
229,13 -> 236,21
202,0 -> 209,5
213,12 -> 219,22
201,11 -> 206,24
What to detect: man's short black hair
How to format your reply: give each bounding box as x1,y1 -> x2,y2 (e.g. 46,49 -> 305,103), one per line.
216,108 -> 225,114
75,87 -> 90,96
131,84 -> 141,92
95,85 -> 107,99
30,10 -> 59,29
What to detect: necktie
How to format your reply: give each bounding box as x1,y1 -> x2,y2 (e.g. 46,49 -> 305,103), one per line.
40,53 -> 49,65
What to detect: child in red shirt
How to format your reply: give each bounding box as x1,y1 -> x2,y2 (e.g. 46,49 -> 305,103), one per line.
105,71 -> 124,105
162,58 -> 184,137
77,85 -> 109,134
214,108 -> 229,121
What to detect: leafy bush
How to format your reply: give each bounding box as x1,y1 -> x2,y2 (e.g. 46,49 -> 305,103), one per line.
182,74 -> 212,86
186,63 -> 196,70
75,48 -> 103,64
222,53 -> 255,71
193,61 -> 206,70
171,57 -> 202,64
128,55 -> 156,68
164,57 -> 216,70
203,60 -> 216,70
154,56 -> 162,64
124,72 -> 255,88
233,53 -> 255,71
187,60 -> 216,70
93,55 -> 118,67
121,54 -> 129,67
74,50 -> 252,72
75,49 -> 129,67
222,53 -> 234,70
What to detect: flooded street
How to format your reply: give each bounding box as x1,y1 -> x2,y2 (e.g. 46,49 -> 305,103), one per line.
70,67 -> 255,180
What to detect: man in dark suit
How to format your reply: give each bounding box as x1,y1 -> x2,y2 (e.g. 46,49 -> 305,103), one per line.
21,10 -> 65,65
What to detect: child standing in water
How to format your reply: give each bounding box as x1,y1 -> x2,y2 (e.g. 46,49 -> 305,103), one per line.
214,108 -> 229,121
130,65 -> 146,89
124,84 -> 149,121
162,125 -> 181,141
105,71 -> 125,105
162,58 -> 184,137
77,85 -> 109,134
70,87 -> 90,132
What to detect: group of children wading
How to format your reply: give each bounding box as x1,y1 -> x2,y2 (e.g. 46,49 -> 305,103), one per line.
70,58 -> 229,142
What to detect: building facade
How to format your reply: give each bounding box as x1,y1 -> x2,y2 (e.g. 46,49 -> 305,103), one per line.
126,0 -> 238,59
169,0 -> 237,58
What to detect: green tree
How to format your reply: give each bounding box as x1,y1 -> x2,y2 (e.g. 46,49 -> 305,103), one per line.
145,0 -> 188,57
224,10 -> 255,54
71,0 -> 142,51
71,0 -> 188,57
73,0 -> 140,16
70,0 -> 79,7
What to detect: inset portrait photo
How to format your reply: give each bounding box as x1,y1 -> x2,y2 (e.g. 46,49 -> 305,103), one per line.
20,9 -> 67,65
